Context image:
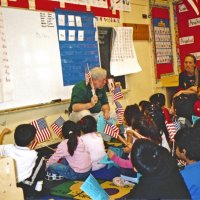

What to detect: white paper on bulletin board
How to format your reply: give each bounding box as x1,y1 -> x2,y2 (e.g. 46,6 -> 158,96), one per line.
110,27 -> 142,77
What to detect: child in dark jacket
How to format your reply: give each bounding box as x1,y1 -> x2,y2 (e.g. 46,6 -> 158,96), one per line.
125,139 -> 191,199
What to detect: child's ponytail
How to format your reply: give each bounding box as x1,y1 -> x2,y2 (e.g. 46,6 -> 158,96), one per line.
62,120 -> 81,156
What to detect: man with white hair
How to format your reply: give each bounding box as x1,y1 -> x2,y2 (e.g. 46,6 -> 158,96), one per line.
68,67 -> 110,122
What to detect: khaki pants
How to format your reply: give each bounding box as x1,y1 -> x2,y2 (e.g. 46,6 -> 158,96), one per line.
68,110 -> 100,123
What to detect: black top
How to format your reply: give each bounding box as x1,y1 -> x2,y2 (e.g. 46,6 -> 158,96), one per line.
125,148 -> 191,199
179,69 -> 200,90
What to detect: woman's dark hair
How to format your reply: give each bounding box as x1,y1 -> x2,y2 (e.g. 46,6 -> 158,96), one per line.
175,127 -> 200,161
124,104 -> 141,126
62,120 -> 81,156
149,93 -> 165,107
185,54 -> 197,64
78,115 -> 97,134
131,139 -> 164,175
138,100 -> 151,114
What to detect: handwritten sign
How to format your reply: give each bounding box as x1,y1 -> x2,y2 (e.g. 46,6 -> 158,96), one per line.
188,17 -> 200,27
179,36 -> 194,45
0,10 -> 13,102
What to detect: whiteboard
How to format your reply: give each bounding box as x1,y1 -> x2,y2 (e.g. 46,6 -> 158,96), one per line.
0,7 -> 73,111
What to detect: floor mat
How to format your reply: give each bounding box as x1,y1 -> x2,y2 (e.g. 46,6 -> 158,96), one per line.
50,180 -> 134,199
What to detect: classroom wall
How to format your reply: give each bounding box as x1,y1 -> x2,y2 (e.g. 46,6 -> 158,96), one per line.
0,0 -> 176,145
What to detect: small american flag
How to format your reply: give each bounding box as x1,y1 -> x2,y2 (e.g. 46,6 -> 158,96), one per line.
115,101 -> 125,115
85,65 -> 92,85
31,118 -> 51,143
113,86 -> 123,102
165,121 -> 181,141
104,124 -> 119,138
51,116 -> 65,137
30,140 -> 38,150
115,101 -> 124,124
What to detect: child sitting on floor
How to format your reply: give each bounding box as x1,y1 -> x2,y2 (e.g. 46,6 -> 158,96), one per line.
174,127 -> 200,199
123,104 -> 142,144
149,93 -> 172,123
125,139 -> 191,199
173,94 -> 193,127
46,120 -> 92,180
78,115 -> 106,171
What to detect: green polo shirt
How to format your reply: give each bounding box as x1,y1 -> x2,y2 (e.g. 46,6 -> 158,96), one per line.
69,80 -> 108,113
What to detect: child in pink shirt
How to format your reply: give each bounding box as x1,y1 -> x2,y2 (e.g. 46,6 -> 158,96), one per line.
46,120 -> 92,180
78,115 -> 106,171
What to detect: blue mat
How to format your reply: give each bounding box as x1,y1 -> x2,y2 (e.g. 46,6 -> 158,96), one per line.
91,166 -> 121,180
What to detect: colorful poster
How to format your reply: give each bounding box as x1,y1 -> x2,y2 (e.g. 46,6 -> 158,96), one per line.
152,7 -> 174,79
153,19 -> 173,64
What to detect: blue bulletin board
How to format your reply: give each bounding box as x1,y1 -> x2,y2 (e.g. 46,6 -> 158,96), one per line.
55,9 -> 100,86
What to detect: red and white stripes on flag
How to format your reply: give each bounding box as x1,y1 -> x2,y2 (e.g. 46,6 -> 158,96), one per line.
113,86 -> 123,102
165,121 -> 181,141
30,140 -> 38,150
115,101 -> 125,125
187,0 -> 199,15
104,124 -> 120,138
31,118 -> 51,143
50,116 -> 65,137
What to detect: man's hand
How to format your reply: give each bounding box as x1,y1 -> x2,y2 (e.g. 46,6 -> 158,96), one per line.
103,110 -> 110,120
91,95 -> 98,107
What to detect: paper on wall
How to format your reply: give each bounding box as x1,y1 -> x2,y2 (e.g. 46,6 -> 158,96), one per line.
110,27 -> 142,76
78,30 -> 84,41
68,30 -> 75,41
58,29 -> 66,41
58,14 -> 65,26
68,15 -> 75,26
75,16 -> 82,27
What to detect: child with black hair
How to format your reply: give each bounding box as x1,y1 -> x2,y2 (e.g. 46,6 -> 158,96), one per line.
46,120 -> 92,180
138,100 -> 151,114
149,93 -> 172,123
123,104 -> 142,144
173,94 -> 193,127
125,139 -> 191,199
78,115 -> 106,171
175,127 -> 200,199
144,103 -> 170,151
0,124 -> 37,183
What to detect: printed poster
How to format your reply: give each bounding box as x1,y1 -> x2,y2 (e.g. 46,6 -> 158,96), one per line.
110,27 -> 142,76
